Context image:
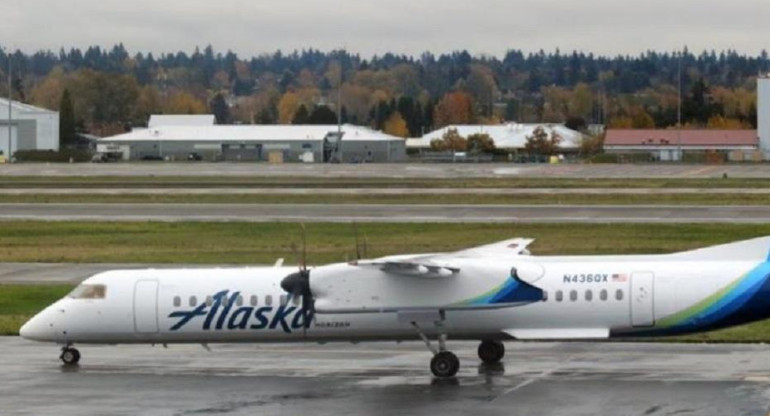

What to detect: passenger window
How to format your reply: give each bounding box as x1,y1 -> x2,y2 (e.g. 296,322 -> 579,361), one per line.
542,291 -> 548,302
280,295 -> 288,306
206,295 -> 213,306
599,290 -> 608,301
615,289 -> 624,301
585,290 -> 592,302
555,290 -> 563,302
292,295 -> 301,306
68,284 -> 107,299
189,296 -> 197,307
236,296 -> 243,307
569,290 -> 577,302
250,295 -> 258,307
173,296 -> 181,307
265,295 -> 273,306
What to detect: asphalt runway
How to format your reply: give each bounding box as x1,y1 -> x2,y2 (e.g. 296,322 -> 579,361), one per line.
4,187 -> 770,195
4,338 -> 770,416
2,202 -> 770,223
1,162 -> 769,178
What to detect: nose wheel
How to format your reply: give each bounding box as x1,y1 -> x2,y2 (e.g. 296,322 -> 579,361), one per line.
60,347 -> 80,365
430,351 -> 460,378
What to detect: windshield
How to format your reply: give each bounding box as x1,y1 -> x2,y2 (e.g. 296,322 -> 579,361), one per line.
68,284 -> 107,299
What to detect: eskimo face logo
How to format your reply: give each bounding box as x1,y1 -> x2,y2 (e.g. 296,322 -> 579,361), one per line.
168,290 -> 310,334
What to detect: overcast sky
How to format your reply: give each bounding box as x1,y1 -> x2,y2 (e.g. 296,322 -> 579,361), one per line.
2,0 -> 770,58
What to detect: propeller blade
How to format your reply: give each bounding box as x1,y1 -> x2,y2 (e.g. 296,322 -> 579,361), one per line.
300,223 -> 307,271
354,222 -> 361,260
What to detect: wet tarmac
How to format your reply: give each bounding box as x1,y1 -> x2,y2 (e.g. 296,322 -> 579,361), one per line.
2,202 -> 770,223
4,337 -> 770,416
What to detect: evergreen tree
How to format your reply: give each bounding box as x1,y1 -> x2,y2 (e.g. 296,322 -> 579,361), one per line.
292,104 -> 309,124
59,89 -> 77,148
307,105 -> 337,124
209,93 -> 230,124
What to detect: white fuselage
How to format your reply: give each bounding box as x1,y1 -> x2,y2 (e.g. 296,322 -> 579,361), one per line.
21,253 -> 770,345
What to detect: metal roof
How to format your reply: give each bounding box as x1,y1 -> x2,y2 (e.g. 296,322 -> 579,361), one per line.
604,129 -> 758,147
101,124 -> 403,143
148,115 -> 216,128
0,97 -> 57,114
407,123 -> 585,149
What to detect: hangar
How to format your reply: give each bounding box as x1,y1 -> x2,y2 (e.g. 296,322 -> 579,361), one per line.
0,98 -> 59,158
406,123 -> 586,152
98,119 -> 406,163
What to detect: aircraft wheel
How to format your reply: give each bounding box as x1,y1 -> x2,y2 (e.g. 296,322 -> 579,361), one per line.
478,340 -> 505,364
430,351 -> 460,378
60,347 -> 80,365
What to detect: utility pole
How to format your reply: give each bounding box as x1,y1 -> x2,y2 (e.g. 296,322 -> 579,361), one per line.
7,51 -> 11,163
677,51 -> 683,162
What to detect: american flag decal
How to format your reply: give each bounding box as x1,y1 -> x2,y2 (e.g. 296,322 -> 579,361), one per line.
612,273 -> 628,282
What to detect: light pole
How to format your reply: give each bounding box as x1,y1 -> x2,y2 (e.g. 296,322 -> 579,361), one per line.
677,51 -> 682,162
6,49 -> 11,162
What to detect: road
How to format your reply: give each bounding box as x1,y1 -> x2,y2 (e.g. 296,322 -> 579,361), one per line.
4,338 -> 770,416
2,202 -> 770,223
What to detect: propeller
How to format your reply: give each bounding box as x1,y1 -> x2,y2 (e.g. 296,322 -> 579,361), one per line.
280,224 -> 314,334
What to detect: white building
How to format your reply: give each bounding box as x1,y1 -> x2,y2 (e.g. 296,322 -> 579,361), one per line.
758,76 -> 770,158
148,114 -> 216,128
406,123 -> 586,152
0,98 -> 59,157
98,122 -> 406,163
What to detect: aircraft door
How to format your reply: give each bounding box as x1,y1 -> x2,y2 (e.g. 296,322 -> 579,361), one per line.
134,280 -> 159,333
630,272 -> 655,327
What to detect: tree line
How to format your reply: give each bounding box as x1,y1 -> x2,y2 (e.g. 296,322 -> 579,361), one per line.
0,44 -> 766,145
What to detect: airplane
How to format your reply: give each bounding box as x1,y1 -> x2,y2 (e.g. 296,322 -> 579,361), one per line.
19,235 -> 770,378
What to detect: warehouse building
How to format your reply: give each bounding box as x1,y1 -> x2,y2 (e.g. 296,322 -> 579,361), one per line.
0,98 -> 59,158
406,123 -> 586,152
97,119 -> 406,162
603,130 -> 759,161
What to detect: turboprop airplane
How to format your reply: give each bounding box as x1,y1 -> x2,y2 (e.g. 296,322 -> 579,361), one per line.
19,235 -> 770,378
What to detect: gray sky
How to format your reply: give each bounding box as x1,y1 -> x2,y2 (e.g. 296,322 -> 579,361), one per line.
2,0 -> 770,58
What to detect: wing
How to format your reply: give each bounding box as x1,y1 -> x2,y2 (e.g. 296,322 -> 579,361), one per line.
351,237 -> 534,279
453,238 -> 535,257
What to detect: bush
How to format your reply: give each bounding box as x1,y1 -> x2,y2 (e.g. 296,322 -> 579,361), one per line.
13,149 -> 93,163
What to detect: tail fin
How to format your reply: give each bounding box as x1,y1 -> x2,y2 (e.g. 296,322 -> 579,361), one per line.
674,236 -> 770,261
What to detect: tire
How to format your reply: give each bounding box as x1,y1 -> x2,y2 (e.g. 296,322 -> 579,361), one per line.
478,341 -> 505,364
60,348 -> 80,365
430,351 -> 460,378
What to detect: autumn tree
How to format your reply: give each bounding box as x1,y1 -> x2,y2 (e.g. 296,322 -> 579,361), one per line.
383,112 -> 409,138
433,92 -> 473,127
525,126 -> 562,155
466,133 -> 495,154
430,128 -> 467,152
277,92 -> 300,124
164,91 -> 207,114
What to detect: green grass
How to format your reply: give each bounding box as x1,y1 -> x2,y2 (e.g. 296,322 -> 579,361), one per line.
3,192 -> 770,205
5,221 -> 770,340
0,285 -> 73,335
3,175 -> 770,189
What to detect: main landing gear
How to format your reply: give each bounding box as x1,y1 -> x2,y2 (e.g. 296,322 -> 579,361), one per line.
477,340 -> 505,364
60,346 -> 80,365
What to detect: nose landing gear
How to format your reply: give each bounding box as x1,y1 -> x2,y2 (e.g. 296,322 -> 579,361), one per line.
60,346 -> 80,365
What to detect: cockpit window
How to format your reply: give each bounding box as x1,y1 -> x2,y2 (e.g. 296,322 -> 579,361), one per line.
68,284 -> 107,299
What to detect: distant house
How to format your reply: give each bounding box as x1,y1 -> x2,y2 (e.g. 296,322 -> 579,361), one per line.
603,129 -> 759,161
406,123 -> 587,152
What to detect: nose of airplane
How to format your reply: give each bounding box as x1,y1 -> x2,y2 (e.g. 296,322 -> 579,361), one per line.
19,311 -> 54,342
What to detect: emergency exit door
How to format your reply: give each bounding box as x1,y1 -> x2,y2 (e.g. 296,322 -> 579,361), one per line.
134,280 -> 159,333
630,272 -> 655,327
